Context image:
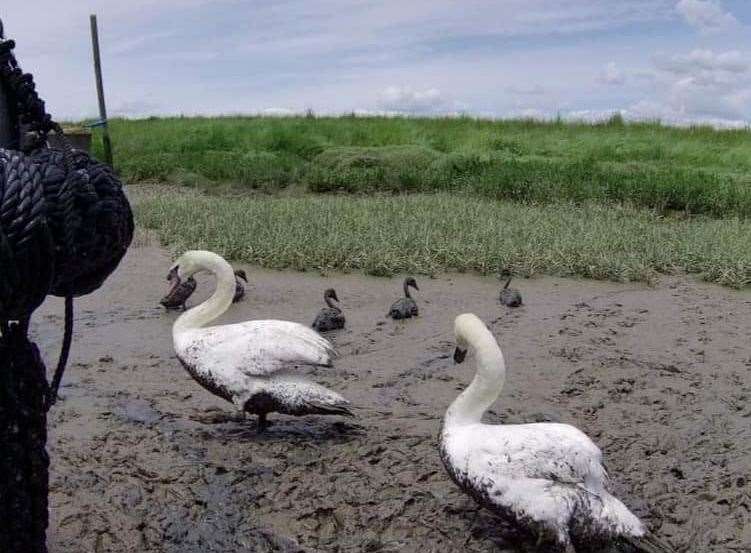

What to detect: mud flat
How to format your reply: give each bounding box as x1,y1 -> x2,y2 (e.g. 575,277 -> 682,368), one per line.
34,242 -> 750,552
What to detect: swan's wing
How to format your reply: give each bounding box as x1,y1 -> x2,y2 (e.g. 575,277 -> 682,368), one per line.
176,319 -> 335,377
465,423 -> 605,486
443,423 -> 608,526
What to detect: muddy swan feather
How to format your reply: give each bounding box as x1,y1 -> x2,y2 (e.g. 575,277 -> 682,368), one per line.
440,314 -> 673,552
169,250 -> 352,430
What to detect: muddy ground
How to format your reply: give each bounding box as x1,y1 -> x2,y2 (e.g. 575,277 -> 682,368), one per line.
33,241 -> 750,552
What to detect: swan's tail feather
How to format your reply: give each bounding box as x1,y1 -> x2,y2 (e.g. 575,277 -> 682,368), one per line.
306,401 -> 354,417
623,532 -> 674,553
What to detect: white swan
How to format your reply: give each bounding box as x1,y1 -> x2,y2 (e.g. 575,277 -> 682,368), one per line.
440,314 -> 672,552
168,250 -> 352,430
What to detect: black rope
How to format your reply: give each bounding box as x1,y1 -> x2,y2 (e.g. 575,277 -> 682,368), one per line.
0,19 -> 133,551
44,295 -> 73,411
0,33 -> 62,152
0,324 -> 50,553
0,16 -> 134,403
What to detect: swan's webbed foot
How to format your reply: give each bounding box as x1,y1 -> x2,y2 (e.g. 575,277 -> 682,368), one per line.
463,508 -> 481,546
543,536 -> 575,553
533,529 -> 574,553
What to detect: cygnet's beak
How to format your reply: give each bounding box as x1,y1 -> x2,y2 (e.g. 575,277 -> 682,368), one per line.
167,265 -> 179,283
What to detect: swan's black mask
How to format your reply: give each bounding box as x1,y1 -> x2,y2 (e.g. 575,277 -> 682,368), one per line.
453,347 -> 467,364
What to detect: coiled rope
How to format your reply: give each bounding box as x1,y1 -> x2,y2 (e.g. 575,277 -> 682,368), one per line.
0,26 -> 133,404
0,19 -> 133,552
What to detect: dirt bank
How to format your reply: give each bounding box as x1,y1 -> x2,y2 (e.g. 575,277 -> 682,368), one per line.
34,242 -> 750,552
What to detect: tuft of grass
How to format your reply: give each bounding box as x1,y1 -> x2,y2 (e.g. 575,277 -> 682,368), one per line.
136,189 -> 751,288
96,115 -> 751,218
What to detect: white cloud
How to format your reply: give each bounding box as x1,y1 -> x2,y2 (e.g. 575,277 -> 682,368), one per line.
261,107 -> 297,116
655,49 -> 748,75
676,0 -> 739,33
565,109 -> 622,122
506,104 -> 750,129
377,86 -> 457,114
598,62 -> 626,85
666,77 -> 750,120
506,108 -> 552,120
626,99 -> 749,128
633,48 -> 751,125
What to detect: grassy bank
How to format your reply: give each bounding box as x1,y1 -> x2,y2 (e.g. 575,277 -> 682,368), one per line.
100,116 -> 751,217
136,189 -> 751,288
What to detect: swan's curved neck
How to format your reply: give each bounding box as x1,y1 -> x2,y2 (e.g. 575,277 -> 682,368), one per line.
325,296 -> 340,310
445,333 -> 506,426
403,281 -> 412,299
173,254 -> 236,333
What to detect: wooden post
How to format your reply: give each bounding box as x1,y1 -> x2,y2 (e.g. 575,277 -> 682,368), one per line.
90,14 -> 113,166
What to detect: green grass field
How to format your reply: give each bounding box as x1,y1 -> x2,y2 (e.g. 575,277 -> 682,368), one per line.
115,115 -> 751,288
136,189 -> 751,288
101,115 -> 751,217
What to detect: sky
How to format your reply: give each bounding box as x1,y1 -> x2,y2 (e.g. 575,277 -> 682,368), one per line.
1,1 -> 750,127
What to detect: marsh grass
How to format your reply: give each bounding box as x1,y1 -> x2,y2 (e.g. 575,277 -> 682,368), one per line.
136,189 -> 751,288
98,116 -> 751,217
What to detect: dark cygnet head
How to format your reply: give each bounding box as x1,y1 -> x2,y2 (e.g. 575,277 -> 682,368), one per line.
235,269 -> 248,282
167,265 -> 180,283
324,288 -> 339,302
403,277 -> 419,298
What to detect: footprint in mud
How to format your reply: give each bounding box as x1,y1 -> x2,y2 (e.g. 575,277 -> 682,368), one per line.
616,314 -> 643,328
549,345 -> 592,363
188,407 -> 248,425
113,398 -> 164,426
414,355 -> 454,380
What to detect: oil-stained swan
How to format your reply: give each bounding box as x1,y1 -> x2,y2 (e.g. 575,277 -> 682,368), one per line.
440,314 -> 672,552
168,250 -> 352,430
